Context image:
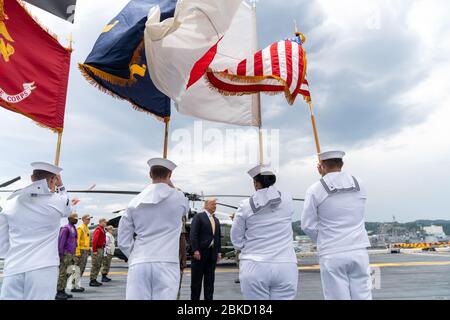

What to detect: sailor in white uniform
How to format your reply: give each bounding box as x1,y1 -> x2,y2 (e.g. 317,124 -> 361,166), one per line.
231,165 -> 298,300
301,151 -> 372,300
118,158 -> 189,300
0,162 -> 73,300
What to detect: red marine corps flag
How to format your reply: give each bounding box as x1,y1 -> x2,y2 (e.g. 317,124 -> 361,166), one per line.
0,0 -> 72,132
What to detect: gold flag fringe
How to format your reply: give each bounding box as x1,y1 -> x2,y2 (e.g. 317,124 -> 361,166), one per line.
0,101 -> 63,133
205,70 -> 300,106
79,63 -> 136,87
78,39 -> 146,88
204,45 -> 310,106
0,1 -> 67,133
0,0 -> 5,21
78,64 -> 167,123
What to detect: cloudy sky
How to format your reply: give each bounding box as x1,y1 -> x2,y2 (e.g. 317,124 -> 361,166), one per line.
1,0 -> 449,223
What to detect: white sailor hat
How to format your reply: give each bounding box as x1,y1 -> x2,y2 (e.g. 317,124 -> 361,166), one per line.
247,165 -> 275,178
319,151 -> 346,161
147,158 -> 177,171
31,162 -> 63,175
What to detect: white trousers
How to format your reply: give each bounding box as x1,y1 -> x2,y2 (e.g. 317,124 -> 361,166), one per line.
126,262 -> 180,300
239,260 -> 298,300
0,266 -> 58,300
319,249 -> 372,300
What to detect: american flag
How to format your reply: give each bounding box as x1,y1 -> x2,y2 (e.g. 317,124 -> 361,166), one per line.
206,36 -> 311,105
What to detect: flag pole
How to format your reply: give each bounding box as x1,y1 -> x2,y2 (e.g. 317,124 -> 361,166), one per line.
163,118 -> 170,159
257,95 -> 264,166
54,131 -> 63,166
252,0 -> 264,165
54,34 -> 73,167
307,101 -> 321,154
294,21 -> 321,156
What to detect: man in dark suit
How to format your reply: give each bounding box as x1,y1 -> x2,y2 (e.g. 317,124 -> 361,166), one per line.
190,199 -> 222,300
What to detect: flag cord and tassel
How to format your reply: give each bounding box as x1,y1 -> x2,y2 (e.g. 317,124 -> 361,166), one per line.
163,117 -> 170,159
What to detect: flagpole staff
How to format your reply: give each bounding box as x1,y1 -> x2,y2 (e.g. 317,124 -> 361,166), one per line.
54,131 -> 63,166
307,101 -> 321,154
54,34 -> 74,166
294,21 -> 321,156
251,0 -> 264,165
257,95 -> 264,166
163,117 -> 170,159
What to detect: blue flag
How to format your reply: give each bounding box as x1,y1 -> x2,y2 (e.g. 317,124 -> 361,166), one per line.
79,0 -> 176,120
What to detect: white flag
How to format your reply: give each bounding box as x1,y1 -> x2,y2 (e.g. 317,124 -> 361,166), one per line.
145,0 -> 259,126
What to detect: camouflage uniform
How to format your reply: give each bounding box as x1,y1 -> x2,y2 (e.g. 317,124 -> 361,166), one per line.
90,248 -> 104,281
72,249 -> 89,287
57,253 -> 75,292
101,254 -> 113,276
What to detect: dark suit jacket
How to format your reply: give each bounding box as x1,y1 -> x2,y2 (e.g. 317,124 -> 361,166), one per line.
190,212 -> 221,255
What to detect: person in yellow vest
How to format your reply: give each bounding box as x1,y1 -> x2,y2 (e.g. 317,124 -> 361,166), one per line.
71,214 -> 91,293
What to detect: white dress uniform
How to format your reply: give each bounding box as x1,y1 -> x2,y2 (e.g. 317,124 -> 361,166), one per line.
0,163 -> 72,300
118,158 -> 189,300
301,151 -> 372,300
231,166 -> 298,300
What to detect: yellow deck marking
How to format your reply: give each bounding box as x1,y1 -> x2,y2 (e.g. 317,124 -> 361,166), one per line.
1,261 -> 449,278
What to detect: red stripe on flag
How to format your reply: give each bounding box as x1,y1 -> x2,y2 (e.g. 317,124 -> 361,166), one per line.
292,46 -> 305,98
270,43 -> 280,77
237,60 -> 247,76
300,78 -> 311,101
187,37 -> 223,89
285,40 -> 293,88
254,51 -> 263,76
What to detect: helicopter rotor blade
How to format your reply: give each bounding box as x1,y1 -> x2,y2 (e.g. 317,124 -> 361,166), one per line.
203,194 -> 250,198
204,194 -> 304,202
215,202 -> 238,210
0,177 -> 21,189
67,190 -> 140,196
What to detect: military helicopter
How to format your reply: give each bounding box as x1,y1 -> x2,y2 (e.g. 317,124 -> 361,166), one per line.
1,184 -> 305,261
67,189 -> 305,261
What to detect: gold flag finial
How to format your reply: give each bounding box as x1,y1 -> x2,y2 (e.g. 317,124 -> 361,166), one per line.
66,34 -> 74,50
293,20 -> 306,43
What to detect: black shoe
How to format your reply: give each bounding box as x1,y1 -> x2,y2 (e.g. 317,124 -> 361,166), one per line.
71,287 -> 85,293
55,291 -> 68,300
89,280 -> 102,287
65,292 -> 73,299
102,275 -> 112,282
234,279 -> 240,284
